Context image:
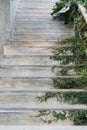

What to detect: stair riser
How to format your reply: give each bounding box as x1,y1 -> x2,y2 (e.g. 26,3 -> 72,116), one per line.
12,29 -> 73,33
14,18 -> 60,22
8,39 -> 58,42
17,8 -> 52,11
5,41 -> 57,47
13,28 -> 73,33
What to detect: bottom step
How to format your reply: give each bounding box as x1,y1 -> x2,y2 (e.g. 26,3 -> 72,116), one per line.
0,111 -> 73,125
0,126 -> 87,130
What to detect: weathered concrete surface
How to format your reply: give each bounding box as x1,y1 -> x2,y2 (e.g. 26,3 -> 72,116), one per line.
0,126 -> 87,130
10,0 -> 20,28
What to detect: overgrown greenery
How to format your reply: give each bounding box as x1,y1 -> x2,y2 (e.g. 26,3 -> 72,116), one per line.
74,15 -> 87,47
52,77 -> 87,89
38,110 -> 87,125
37,12 -> 87,125
37,91 -> 87,104
51,0 -> 87,24
50,14 -> 87,89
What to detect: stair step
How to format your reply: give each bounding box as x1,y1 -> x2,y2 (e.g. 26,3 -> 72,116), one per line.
0,78 -> 53,90
0,77 -> 83,91
0,65 -> 78,78
0,56 -> 58,65
16,12 -> 51,16
17,10 -> 51,13
12,28 -> 73,33
18,3 -> 54,8
10,33 -> 72,41
8,39 -> 58,42
0,112 -> 73,125
13,27 -> 73,34
0,91 -> 86,105
0,66 -> 58,78
0,126 -> 87,130
6,41 -> 58,47
3,46 -> 53,56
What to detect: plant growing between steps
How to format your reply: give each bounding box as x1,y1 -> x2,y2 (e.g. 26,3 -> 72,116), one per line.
36,11 -> 87,125
50,33 -> 87,89
37,110 -> 87,125
37,91 -> 87,104
52,77 -> 86,89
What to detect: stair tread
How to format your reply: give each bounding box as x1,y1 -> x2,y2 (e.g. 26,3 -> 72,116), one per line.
0,78 -> 53,89
0,56 -> 58,65
0,65 -> 79,78
3,46 -> 53,55
0,91 -> 86,105
0,126 -> 86,130
0,66 -> 57,77
10,34 -> 72,41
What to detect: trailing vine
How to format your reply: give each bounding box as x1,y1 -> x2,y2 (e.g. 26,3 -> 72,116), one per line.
37,110 -> 87,125
37,91 -> 87,104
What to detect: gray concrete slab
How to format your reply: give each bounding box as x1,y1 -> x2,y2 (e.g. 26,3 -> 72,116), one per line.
0,126 -> 87,130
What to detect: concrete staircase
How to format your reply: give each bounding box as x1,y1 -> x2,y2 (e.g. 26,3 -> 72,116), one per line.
0,0 -> 86,129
